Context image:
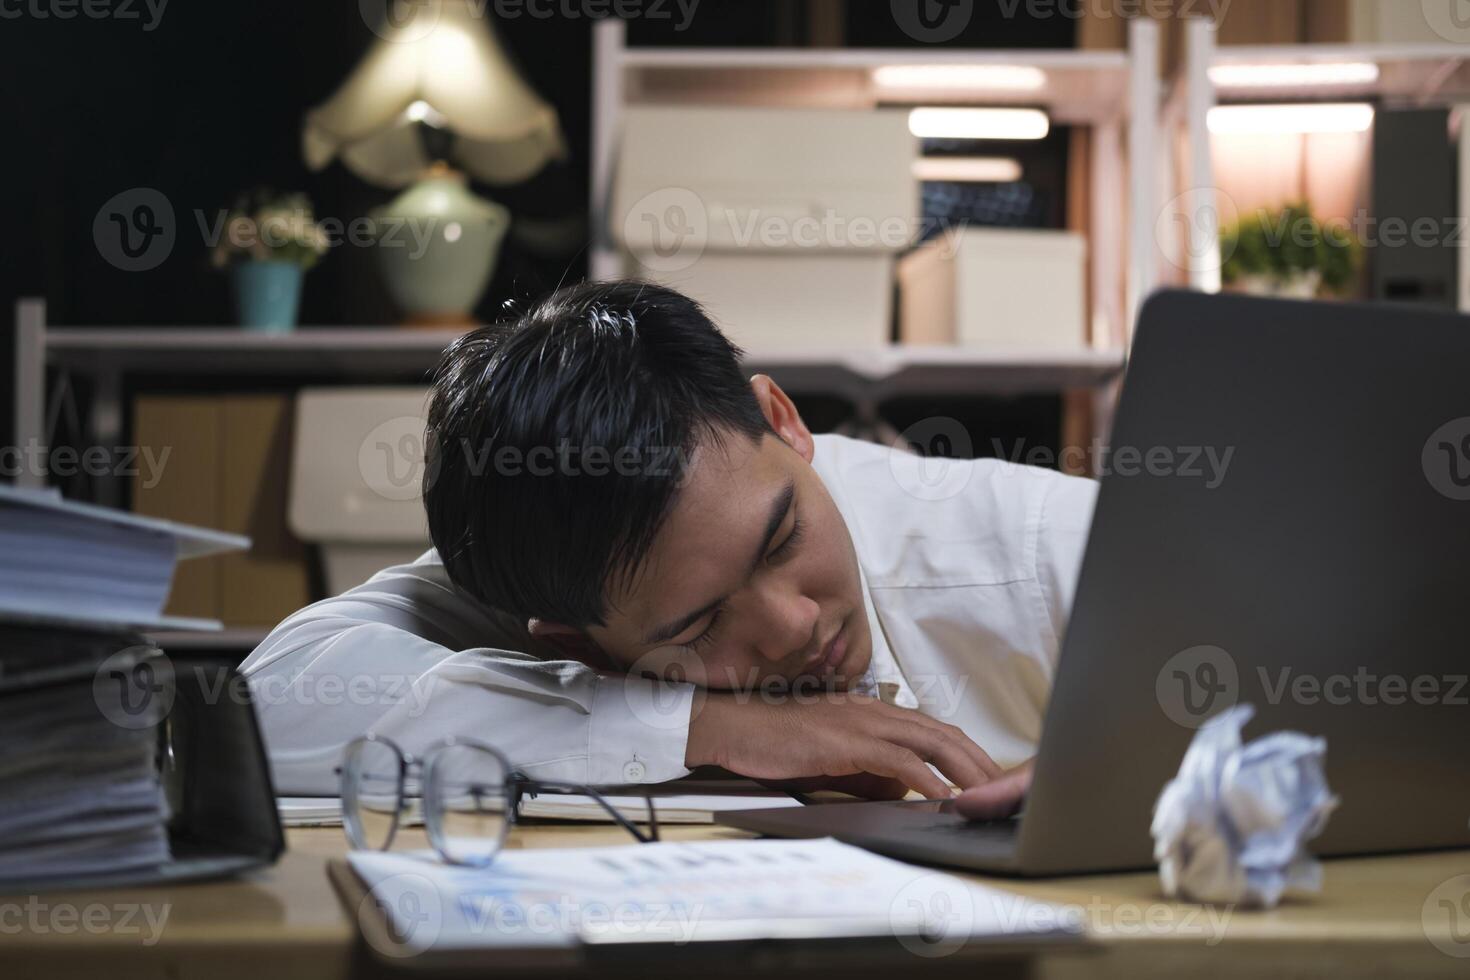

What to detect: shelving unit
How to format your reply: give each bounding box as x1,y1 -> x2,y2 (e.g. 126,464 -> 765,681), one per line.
591,18 -> 1162,350
589,18 -> 1163,456
1165,21 -> 1470,290
8,298 -> 1126,498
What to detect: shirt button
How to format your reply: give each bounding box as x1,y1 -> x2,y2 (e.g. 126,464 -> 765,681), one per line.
622,760 -> 647,782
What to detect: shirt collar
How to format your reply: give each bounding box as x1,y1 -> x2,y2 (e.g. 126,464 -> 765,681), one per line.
851,562 -> 919,709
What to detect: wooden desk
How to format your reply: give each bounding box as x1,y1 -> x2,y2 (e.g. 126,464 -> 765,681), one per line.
2,823 -> 1467,979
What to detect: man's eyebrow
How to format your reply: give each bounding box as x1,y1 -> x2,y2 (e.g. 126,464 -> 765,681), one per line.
641,480 -> 796,647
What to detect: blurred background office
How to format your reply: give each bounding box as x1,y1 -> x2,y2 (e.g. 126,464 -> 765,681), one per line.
4,0 -> 1469,643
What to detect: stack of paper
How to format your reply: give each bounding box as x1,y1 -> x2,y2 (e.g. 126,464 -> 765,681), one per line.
0,486 -> 250,885
0,485 -> 246,630
348,838 -> 1082,954
0,645 -> 171,883
280,780 -> 800,828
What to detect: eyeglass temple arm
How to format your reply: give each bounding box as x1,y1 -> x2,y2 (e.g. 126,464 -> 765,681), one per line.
518,777 -> 660,843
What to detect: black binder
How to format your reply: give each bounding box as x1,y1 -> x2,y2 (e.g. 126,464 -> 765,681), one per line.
0,623 -> 284,892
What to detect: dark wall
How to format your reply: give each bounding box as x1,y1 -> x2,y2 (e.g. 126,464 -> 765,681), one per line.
0,2 -> 595,328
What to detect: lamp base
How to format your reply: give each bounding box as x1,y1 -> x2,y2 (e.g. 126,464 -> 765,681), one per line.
400,311 -> 479,330
371,167 -> 510,331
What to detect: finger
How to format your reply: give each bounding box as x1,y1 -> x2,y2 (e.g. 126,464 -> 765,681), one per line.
871,703 -> 1003,780
878,718 -> 989,791
939,723 -> 1004,780
856,743 -> 953,800
953,765 -> 1032,820
819,773 -> 911,801
767,773 -> 910,801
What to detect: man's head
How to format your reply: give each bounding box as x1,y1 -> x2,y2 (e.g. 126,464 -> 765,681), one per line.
424,280 -> 871,691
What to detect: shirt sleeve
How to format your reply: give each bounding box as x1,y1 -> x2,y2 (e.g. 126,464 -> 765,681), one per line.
238,551 -> 695,794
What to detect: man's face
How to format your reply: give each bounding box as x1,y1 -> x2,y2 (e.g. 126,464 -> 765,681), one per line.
587,428 -> 872,693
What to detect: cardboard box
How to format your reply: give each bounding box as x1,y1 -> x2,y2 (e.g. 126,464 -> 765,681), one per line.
652,251 -> 895,351
219,396 -> 312,627
288,388 -> 432,595
132,394 -> 310,627
132,396 -> 220,620
898,228 -> 1087,350
614,106 -> 916,350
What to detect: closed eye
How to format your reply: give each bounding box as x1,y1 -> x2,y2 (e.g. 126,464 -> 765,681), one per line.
681,606 -> 725,652
766,517 -> 806,565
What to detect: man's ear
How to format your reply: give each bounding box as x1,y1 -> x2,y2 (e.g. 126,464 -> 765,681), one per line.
527,619 -> 617,672
749,374 -> 814,463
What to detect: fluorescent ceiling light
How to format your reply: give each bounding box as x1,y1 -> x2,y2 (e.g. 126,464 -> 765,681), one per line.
874,64 -> 1047,92
1208,62 -> 1379,90
912,156 -> 1024,182
908,107 -> 1050,140
1207,103 -> 1374,135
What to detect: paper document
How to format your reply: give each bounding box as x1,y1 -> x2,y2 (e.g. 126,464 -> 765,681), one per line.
282,782 -> 798,827
348,837 -> 1082,953
0,483 -> 246,631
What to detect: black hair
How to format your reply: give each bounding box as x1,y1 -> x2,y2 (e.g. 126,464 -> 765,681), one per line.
423,279 -> 770,626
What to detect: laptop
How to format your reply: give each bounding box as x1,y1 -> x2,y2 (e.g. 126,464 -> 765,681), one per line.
718,290 -> 1470,875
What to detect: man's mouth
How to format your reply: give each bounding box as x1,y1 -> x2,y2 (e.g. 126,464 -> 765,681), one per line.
803,621 -> 849,678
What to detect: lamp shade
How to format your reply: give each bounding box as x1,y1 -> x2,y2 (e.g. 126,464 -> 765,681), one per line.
303,0 -> 566,188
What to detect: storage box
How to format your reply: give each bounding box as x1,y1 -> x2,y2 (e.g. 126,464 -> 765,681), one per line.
288,388 -> 432,594
613,106 -> 917,350
132,394 -> 311,627
653,251 -> 895,350
897,227 -> 1087,350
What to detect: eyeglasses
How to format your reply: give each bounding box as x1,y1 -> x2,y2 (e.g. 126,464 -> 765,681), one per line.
337,734 -> 659,866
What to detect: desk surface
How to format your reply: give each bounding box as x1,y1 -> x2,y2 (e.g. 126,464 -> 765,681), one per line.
3,822 -> 1468,979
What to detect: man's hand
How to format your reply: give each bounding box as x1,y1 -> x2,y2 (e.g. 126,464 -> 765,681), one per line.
953,758 -> 1034,820
758,773 -> 912,801
684,690 -> 1002,800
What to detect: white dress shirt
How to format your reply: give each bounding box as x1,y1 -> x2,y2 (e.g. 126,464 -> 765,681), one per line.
241,433 -> 1096,794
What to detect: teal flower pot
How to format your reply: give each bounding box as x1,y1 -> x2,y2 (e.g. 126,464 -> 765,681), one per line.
232,260 -> 304,332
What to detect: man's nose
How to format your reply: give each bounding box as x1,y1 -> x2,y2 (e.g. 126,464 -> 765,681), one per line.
749,586 -> 820,664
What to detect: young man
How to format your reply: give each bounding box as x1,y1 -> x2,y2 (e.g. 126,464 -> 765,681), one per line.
241,280 -> 1095,818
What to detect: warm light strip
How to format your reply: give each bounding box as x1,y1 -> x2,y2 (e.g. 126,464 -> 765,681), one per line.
874,64 -> 1047,92
912,156 -> 1024,182
1208,62 -> 1380,90
1206,103 -> 1375,135
908,107 -> 1050,140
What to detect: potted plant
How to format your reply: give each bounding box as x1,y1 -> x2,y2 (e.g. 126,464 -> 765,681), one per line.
1221,201 -> 1359,300
211,190 -> 329,331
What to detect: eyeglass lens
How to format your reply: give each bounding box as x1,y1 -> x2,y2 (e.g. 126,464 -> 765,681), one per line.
342,738 -> 403,851
423,742 -> 511,866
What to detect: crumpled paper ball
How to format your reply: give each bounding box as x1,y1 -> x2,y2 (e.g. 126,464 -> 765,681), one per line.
1151,704 -> 1339,908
